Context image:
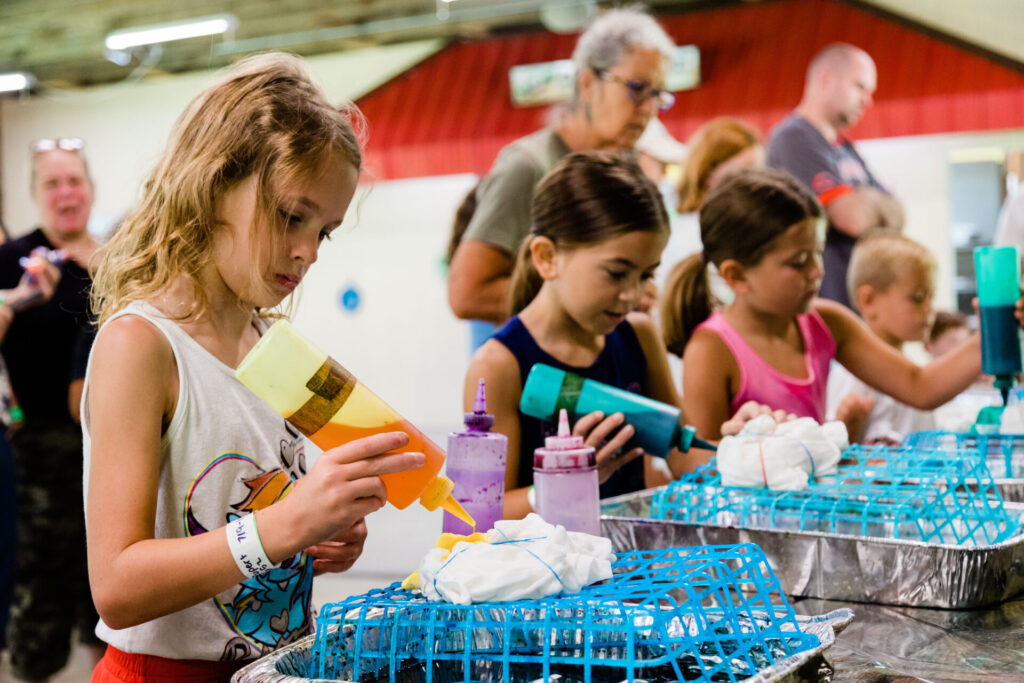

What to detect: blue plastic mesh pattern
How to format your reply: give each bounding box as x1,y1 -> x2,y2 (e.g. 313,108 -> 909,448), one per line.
904,430 -> 1024,478
651,444 -> 1018,545
311,544 -> 819,682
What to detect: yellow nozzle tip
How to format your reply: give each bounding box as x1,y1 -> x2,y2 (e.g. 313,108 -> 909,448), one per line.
440,495 -> 476,529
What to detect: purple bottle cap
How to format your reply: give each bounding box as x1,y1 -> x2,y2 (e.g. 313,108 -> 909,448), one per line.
464,378 -> 495,431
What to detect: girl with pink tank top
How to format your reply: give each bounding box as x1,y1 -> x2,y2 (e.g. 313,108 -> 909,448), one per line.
696,309 -> 834,421
660,168 -> 983,447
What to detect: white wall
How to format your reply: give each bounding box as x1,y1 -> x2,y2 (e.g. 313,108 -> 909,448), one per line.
293,172 -> 479,580
0,39 -> 444,237
856,128 -> 1024,311
294,173 -> 478,439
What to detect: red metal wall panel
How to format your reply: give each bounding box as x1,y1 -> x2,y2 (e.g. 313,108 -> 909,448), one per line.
357,0 -> 1024,180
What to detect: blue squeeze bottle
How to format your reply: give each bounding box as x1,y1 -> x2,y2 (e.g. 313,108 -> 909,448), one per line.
975,246 -> 1022,405
519,363 -> 716,458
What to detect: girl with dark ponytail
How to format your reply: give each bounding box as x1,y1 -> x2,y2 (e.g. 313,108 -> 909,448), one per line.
464,151 -> 769,520
661,167 -> 984,442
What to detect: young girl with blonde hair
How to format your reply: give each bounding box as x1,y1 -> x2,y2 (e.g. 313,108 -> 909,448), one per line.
661,167 -> 983,441
84,53 -> 424,680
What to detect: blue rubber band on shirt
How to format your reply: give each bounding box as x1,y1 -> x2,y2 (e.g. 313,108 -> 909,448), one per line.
761,432 -> 817,480
432,532 -> 565,596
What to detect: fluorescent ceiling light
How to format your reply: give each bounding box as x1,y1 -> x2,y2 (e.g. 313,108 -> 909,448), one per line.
0,72 -> 34,93
105,13 -> 238,51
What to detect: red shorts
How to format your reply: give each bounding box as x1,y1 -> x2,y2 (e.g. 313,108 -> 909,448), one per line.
90,645 -> 248,682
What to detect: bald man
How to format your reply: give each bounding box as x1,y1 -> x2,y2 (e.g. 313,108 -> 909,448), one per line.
767,43 -> 904,309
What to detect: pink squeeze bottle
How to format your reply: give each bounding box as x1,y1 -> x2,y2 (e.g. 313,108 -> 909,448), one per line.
533,409 -> 600,535
442,380 -> 508,535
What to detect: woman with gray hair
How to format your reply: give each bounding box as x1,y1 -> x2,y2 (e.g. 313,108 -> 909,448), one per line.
447,7 -> 675,327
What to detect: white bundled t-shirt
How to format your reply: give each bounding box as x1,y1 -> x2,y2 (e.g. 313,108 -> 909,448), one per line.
716,415 -> 848,490
82,301 -> 313,661
416,514 -> 613,605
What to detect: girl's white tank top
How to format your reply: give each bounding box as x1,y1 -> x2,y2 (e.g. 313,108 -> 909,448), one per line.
82,300 -> 313,661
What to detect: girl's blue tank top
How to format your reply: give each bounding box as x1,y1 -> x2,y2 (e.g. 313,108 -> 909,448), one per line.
491,315 -> 647,498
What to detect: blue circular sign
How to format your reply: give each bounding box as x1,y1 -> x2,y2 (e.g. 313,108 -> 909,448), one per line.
339,285 -> 361,313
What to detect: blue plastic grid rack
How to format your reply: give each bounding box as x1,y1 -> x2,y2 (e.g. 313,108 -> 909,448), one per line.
904,430 -> 1024,479
651,444 -> 1018,546
311,544 -> 820,682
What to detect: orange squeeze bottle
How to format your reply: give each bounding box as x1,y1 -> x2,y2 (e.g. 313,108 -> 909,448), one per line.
235,320 -> 474,526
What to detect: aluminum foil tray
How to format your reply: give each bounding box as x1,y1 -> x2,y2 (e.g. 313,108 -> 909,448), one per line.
998,480 -> 1024,502
601,491 -> 1024,609
232,609 -> 852,683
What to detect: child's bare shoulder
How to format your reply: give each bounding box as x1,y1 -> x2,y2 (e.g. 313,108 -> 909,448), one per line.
93,314 -> 174,378
812,297 -> 851,320
468,339 -> 519,379
625,311 -> 655,334
683,325 -> 739,378
684,325 -> 730,358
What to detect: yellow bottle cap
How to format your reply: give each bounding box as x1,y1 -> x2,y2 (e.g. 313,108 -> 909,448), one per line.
418,475 -> 453,511
419,475 -> 477,529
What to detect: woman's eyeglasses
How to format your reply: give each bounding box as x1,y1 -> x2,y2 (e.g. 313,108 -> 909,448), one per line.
594,70 -> 675,112
30,138 -> 84,154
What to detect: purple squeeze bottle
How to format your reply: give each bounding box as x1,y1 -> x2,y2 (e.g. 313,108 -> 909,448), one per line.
533,409 -> 600,535
442,379 -> 508,535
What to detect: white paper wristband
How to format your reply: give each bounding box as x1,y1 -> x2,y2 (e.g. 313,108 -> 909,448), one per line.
227,513 -> 276,578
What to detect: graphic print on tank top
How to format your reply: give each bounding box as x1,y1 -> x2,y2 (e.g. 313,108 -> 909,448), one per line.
183,421 -> 314,659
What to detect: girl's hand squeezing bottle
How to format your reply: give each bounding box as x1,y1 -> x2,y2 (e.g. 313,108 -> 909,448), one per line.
236,320 -> 476,527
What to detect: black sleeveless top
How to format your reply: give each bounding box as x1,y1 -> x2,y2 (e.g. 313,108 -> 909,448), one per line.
491,316 -> 647,498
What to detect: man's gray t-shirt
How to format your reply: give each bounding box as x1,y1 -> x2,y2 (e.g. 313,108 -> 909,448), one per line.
463,128 -> 571,256
767,114 -> 884,308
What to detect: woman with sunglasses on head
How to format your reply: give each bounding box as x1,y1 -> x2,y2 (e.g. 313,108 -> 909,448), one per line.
0,138 -> 104,682
447,7 -> 677,329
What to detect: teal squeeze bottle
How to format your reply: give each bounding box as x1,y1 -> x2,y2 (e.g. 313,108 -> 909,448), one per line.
975,246 -> 1022,405
519,363 -> 716,458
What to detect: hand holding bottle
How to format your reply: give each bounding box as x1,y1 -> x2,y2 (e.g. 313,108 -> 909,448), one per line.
570,410 -> 644,484
260,431 -> 425,563
236,320 -> 474,526
6,247 -> 63,312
